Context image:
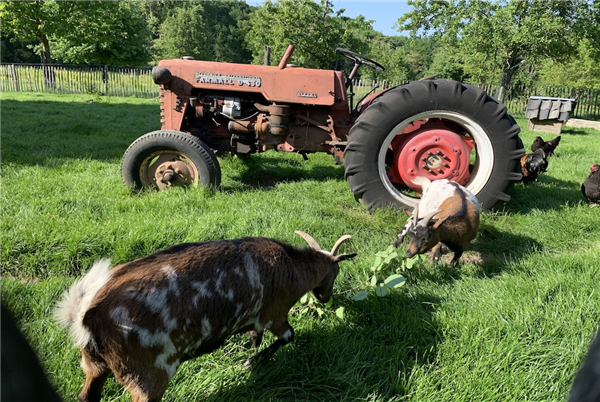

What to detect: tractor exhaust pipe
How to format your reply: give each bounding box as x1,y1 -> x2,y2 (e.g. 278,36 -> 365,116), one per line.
278,45 -> 295,69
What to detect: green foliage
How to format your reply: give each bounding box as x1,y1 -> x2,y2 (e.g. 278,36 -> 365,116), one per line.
398,0 -> 597,90
0,0 -> 152,65
345,245 -> 424,302
243,0 -> 372,69
153,1 -> 252,63
52,1 -> 152,65
536,38 -> 600,90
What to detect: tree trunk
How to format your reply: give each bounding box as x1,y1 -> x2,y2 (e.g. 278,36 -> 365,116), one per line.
38,33 -> 56,89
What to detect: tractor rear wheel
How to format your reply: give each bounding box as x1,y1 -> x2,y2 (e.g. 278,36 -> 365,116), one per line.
344,79 -> 524,211
121,130 -> 221,191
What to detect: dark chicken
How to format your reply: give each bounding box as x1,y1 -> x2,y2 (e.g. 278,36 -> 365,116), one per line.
520,149 -> 548,182
581,163 -> 600,204
531,135 -> 561,156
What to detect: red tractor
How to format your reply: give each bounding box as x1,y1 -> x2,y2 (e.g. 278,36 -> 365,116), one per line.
121,45 -> 524,211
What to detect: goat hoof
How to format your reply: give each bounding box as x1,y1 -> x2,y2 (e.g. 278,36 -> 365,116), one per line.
242,358 -> 254,370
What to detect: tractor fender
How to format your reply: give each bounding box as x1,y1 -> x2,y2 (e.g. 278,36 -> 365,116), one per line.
357,86 -> 400,114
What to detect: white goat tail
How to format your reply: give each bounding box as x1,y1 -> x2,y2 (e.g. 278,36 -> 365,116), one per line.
54,259 -> 112,348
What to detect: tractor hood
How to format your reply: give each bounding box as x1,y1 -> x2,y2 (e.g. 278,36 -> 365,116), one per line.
154,58 -> 346,106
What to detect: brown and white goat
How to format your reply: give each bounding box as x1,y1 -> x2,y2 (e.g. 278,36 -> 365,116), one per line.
54,232 -> 355,402
393,177 -> 480,265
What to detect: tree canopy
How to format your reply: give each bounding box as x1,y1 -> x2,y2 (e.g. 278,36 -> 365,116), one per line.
1,1 -> 152,65
397,0 -> 598,99
244,0 -> 373,69
1,0 -> 598,90
153,1 -> 252,63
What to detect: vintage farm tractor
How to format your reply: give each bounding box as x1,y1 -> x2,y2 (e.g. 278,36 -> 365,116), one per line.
121,45 -> 524,211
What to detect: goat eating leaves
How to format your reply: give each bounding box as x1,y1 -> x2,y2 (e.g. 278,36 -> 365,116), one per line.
54,232 -> 355,402
394,177 -> 480,265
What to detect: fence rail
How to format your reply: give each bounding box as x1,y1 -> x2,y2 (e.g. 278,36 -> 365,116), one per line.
2,63 -> 599,121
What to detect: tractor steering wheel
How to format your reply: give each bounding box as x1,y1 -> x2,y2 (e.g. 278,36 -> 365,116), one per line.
335,48 -> 385,72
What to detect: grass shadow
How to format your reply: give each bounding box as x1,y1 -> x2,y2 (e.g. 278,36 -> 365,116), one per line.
1,98 -> 159,165
197,291 -> 442,401
561,126 -> 594,136
507,175 -> 585,213
222,153 -> 345,190
396,223 -> 543,285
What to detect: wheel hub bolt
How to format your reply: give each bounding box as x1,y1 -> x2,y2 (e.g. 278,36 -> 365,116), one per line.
162,169 -> 175,183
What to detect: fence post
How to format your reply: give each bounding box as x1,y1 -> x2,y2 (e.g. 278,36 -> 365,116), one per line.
103,65 -> 109,95
10,64 -> 19,92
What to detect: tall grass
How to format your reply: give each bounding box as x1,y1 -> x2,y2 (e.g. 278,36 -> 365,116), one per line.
1,92 -> 599,401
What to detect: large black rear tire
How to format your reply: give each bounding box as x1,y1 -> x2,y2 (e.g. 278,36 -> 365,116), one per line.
121,130 -> 221,191
344,79 -> 524,211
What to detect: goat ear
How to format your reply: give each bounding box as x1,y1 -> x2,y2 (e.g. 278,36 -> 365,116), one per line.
431,216 -> 448,230
333,253 -> 357,263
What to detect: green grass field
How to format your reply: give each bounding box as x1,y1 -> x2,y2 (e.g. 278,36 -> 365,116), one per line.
1,91 -> 599,401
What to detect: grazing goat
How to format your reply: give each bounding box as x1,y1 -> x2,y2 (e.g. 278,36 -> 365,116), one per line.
393,177 -> 480,265
54,232 -> 355,402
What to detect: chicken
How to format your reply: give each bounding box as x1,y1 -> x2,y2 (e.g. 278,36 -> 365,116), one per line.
581,163 -> 600,205
531,135 -> 561,156
520,149 -> 548,182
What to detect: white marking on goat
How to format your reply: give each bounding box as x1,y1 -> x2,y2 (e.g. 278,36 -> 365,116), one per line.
127,324 -> 179,379
201,317 -> 212,339
155,353 -> 179,379
161,264 -> 176,278
243,254 -> 262,289
214,268 -> 235,301
191,280 -> 213,306
418,180 -> 457,217
281,329 -> 292,341
132,287 -> 178,331
109,306 -> 133,340
233,266 -> 243,277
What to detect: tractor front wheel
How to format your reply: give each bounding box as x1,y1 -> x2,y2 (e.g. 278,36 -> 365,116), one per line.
121,130 -> 221,191
344,79 -> 524,211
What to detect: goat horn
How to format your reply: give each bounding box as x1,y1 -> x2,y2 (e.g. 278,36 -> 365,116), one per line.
294,231 -> 321,251
411,204 -> 419,227
418,209 -> 443,227
330,235 -> 352,256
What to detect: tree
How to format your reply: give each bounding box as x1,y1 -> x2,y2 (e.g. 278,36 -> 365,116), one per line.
0,33 -> 40,63
0,1 -> 56,64
535,38 -> 600,90
153,1 -> 252,63
397,0 -> 593,101
244,0 -> 371,69
0,0 -> 152,65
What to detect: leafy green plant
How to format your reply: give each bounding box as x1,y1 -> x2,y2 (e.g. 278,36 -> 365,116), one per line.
348,245 -> 420,301
292,246 -> 424,320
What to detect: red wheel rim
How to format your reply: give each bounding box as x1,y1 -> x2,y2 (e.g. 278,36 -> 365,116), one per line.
388,120 -> 475,191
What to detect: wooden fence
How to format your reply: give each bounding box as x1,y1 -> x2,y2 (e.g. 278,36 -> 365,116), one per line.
2,63 -> 599,120
0,64 -> 157,98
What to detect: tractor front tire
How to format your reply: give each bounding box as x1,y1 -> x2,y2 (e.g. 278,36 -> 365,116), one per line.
344,79 -> 524,212
121,130 -> 221,191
